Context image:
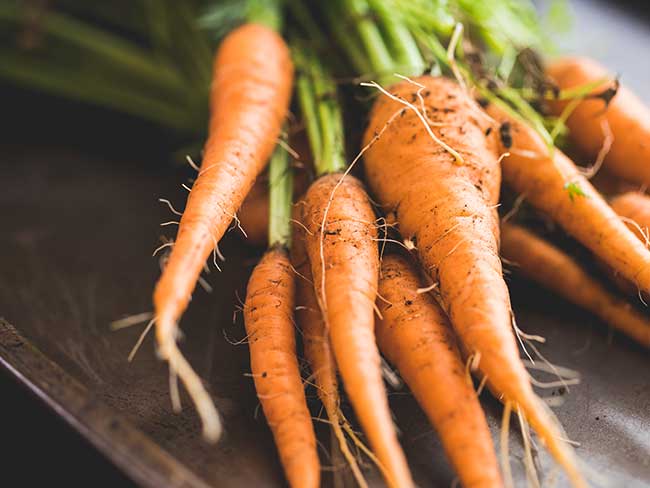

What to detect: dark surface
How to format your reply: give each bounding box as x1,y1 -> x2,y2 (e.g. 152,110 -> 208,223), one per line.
1,0 -> 649,487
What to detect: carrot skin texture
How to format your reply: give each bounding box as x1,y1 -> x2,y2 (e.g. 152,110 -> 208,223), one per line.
609,191 -> 650,301
376,255 -> 503,488
611,192 -> 650,242
546,57 -> 650,186
243,247 -> 320,488
364,76 -> 584,487
301,173 -> 413,488
291,216 -> 341,423
487,103 -> 650,294
501,223 -> 650,347
154,23 -> 293,340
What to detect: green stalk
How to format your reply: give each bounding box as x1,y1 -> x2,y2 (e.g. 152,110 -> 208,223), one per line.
294,43 -> 346,177
268,136 -> 293,248
0,4 -> 186,95
367,0 -> 425,75
245,0 -> 282,31
0,50 -> 198,131
338,0 -> 394,82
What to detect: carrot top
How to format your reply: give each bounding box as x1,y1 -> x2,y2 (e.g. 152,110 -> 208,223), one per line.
293,41 -> 346,176
268,133 -> 293,248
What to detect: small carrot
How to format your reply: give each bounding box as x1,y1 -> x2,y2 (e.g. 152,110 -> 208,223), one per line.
152,21 -> 293,439
364,76 -> 585,487
487,102 -> 650,295
243,249 -> 319,488
376,254 -> 503,488
609,191 -> 650,301
295,43 -> 413,488
546,57 -> 650,186
501,223 -> 650,347
243,142 -> 319,488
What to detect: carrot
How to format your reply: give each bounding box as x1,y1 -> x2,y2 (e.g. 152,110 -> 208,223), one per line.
487,102 -> 650,295
291,211 -> 368,488
242,137 -> 319,487
294,43 -> 413,488
609,191 -> 650,301
376,254 -> 503,488
363,76 -> 584,487
546,57 -> 650,186
243,248 -> 319,488
611,192 -> 650,243
152,22 -> 293,440
501,223 -> 650,347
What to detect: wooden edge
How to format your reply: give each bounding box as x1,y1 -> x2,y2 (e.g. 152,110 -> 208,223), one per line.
0,319 -> 212,488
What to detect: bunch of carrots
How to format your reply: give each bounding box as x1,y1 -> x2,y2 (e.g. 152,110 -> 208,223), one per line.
6,0 -> 650,486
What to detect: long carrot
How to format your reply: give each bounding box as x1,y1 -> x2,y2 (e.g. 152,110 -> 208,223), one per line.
501,223 -> 650,347
152,21 -> 293,440
243,142 -> 319,487
546,57 -> 650,186
487,102 -> 650,295
363,75 -> 585,487
376,254 -> 503,488
291,209 -> 368,488
294,44 -> 413,488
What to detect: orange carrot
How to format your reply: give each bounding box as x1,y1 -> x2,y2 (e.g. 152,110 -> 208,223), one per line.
364,76 -> 584,487
501,223 -> 650,347
376,254 -> 503,487
609,191 -> 650,301
611,192 -> 650,243
243,247 -> 319,488
487,102 -> 650,295
301,173 -> 413,488
291,214 -> 367,487
546,57 -> 650,186
152,23 -> 293,439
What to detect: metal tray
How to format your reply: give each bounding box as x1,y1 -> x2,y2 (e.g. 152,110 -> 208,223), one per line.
1,0 -> 648,486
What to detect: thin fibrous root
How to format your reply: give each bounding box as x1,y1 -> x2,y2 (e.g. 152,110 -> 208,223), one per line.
158,331 -> 222,442
128,318 -> 156,362
110,311 -> 153,330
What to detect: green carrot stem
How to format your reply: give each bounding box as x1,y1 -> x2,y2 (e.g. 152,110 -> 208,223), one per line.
245,0 -> 282,31
366,0 -> 424,75
294,42 -> 346,177
268,136 -> 293,248
0,4 -> 186,96
338,0 -> 394,83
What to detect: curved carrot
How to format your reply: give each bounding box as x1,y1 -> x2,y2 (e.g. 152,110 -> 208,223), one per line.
376,254 -> 503,488
364,76 -> 584,487
152,23 -> 293,439
291,214 -> 367,488
243,247 -> 319,488
501,223 -> 650,347
487,102 -> 650,294
546,57 -> 650,186
301,173 -> 413,488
